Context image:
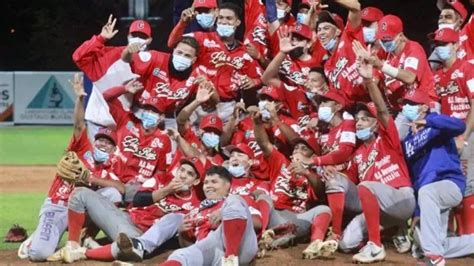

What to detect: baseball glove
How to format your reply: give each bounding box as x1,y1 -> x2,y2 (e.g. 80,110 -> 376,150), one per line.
258,223 -> 297,257
4,224 -> 27,242
56,151 -> 90,184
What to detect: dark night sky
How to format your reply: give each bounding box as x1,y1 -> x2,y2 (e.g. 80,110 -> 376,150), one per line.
0,0 -> 472,71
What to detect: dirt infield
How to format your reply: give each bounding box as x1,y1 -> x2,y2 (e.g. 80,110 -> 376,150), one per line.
1,166 -> 474,265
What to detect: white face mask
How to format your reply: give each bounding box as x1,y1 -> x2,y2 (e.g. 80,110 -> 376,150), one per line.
277,9 -> 286,19
127,37 -> 148,51
438,23 -> 456,30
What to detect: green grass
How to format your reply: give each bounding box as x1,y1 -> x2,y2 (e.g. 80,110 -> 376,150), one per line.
0,126 -> 72,165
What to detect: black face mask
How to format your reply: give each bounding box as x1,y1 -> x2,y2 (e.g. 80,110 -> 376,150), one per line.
289,46 -> 305,60
168,56 -> 192,81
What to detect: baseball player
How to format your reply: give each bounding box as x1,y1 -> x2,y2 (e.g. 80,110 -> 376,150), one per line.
252,109 -> 336,260
430,28 -> 474,235
159,166 -> 258,266
51,157 -> 204,263
169,2 -> 263,122
400,89 -> 474,265
262,24 -> 314,120
121,36 -> 205,129
101,80 -> 172,185
73,15 -> 153,128
17,74 -> 123,261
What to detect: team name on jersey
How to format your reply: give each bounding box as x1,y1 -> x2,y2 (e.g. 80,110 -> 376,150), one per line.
404,128 -> 432,158
251,25 -> 268,46
327,57 -> 349,89
157,198 -> 194,213
355,148 -> 378,179
280,60 -> 307,85
154,82 -> 192,100
122,136 -> 157,160
210,51 -> 247,69
231,181 -> 255,195
436,80 -> 461,96
273,166 -> 308,202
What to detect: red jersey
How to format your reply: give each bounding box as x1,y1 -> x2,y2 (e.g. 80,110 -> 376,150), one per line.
324,23 -> 368,105
128,174 -> 201,232
130,51 -> 201,114
244,14 -> 271,62
458,14 -> 474,61
267,148 -> 316,213
47,130 -> 116,203
244,0 -> 265,37
230,176 -> 270,196
318,119 -> 357,171
310,40 -> 329,67
185,32 -> 262,100
434,59 -> 474,120
382,40 -> 436,111
108,99 -> 172,182
346,117 -> 412,188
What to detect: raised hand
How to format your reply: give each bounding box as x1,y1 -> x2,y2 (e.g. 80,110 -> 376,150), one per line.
246,43 -> 263,61
196,82 -> 214,104
181,7 -> 196,23
100,14 -> 119,40
166,128 -> 181,141
125,41 -> 149,54
278,26 -> 297,54
124,79 -> 144,94
68,73 -> 86,98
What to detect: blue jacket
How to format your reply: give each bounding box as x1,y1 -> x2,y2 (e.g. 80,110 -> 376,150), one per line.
403,113 -> 466,195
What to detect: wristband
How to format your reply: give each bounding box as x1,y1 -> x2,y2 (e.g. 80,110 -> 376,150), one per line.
381,62 -> 400,78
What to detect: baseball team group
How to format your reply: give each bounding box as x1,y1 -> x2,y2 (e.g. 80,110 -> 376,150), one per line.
14,0 -> 474,265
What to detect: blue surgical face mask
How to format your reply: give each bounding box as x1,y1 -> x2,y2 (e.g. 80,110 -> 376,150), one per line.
172,54 -> 193,71
93,147 -> 109,163
297,13 -> 308,24
356,127 -> 373,141
305,91 -> 315,100
227,164 -> 246,177
318,106 -> 334,122
216,24 -> 235,37
277,9 -> 286,19
380,39 -> 397,53
202,132 -> 220,148
402,104 -> 420,122
196,13 -> 215,29
141,111 -> 160,129
258,100 -> 271,121
322,38 -> 337,51
435,45 -> 452,61
363,27 -> 376,43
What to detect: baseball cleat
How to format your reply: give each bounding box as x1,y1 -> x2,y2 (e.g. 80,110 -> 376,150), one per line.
417,256 -> 446,266
393,234 -> 411,253
63,245 -> 87,263
17,234 -> 33,259
83,236 -> 101,249
302,239 -> 338,260
257,229 -> 274,258
352,241 -> 386,263
221,255 -> 239,266
46,248 -> 65,262
117,232 -> 144,262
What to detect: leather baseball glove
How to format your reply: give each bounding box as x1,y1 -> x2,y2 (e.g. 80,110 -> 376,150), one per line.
56,151 -> 90,185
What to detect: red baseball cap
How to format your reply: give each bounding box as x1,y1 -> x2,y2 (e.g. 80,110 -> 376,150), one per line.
223,143 -> 255,159
199,114 -> 223,134
318,89 -> 346,106
299,0 -> 311,9
361,7 -> 384,22
355,102 -> 377,118
138,91 -> 166,113
403,90 -> 431,105
193,0 -> 217,9
259,85 -> 283,102
291,23 -> 313,41
317,11 -> 345,31
376,15 -> 404,41
284,0 -> 293,6
292,136 -> 320,154
129,20 -> 152,38
95,127 -> 118,146
180,157 -> 206,179
442,0 -> 468,22
429,28 -> 459,43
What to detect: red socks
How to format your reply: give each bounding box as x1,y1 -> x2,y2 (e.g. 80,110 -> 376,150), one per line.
67,209 -> 86,242
358,186 -> 381,246
459,195 -> 474,234
310,212 -> 331,241
223,218 -> 246,257
85,244 -> 114,261
160,260 -> 182,266
327,192 -> 345,236
257,200 -> 271,234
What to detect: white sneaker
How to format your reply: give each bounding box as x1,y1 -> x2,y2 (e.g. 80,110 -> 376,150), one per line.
47,248 -> 65,262
352,241 -> 386,263
302,239 -> 338,260
393,234 -> 411,253
117,232 -> 144,262
221,255 -> 239,266
17,235 -> 33,259
83,236 -> 101,249
63,245 -> 87,263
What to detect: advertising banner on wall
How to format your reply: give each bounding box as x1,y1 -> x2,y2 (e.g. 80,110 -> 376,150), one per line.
14,72 -> 77,124
0,72 -> 14,125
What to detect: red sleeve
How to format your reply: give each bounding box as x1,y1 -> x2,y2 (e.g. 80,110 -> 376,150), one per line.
68,128 -> 91,153
266,148 -> 289,182
107,98 -> 130,128
102,86 -> 126,101
241,53 -> 263,86
138,175 -> 163,192
378,117 -> 401,149
463,61 -> 474,98
344,21 -> 364,43
72,35 -> 124,81
155,135 -> 172,172
402,44 -> 426,77
316,145 -> 355,166
168,20 -> 189,48
464,14 -> 474,50
345,159 -> 359,184
130,51 -> 163,78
